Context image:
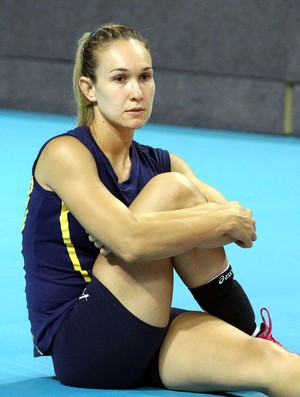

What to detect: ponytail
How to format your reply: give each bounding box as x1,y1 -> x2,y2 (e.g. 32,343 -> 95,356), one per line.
73,32 -> 94,126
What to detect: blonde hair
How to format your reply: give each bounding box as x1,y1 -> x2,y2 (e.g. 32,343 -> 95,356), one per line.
73,24 -> 150,126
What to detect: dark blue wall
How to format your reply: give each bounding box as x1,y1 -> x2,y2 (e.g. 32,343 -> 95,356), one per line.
1,0 -> 300,135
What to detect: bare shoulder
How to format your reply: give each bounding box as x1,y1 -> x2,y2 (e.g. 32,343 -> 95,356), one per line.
35,135 -> 97,191
39,135 -> 94,164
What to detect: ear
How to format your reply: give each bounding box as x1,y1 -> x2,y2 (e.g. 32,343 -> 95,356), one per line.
79,76 -> 96,102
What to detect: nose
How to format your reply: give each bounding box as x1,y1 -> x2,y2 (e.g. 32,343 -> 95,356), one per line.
129,79 -> 143,101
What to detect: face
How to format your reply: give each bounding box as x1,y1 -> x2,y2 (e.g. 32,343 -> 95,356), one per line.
90,39 -> 155,132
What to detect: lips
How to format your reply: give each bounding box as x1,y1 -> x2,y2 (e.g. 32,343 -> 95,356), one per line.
127,107 -> 145,113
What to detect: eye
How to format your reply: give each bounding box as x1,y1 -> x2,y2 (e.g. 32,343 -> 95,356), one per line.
114,75 -> 127,83
140,73 -> 152,81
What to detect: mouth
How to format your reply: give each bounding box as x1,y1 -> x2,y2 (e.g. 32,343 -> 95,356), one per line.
126,107 -> 145,114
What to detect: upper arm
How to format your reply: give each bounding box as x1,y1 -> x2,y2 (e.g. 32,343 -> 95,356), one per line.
169,152 -> 205,188
35,136 -> 136,255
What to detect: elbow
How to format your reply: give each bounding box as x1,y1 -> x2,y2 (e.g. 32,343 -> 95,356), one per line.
115,241 -> 144,264
118,250 -> 140,264
104,215 -> 153,263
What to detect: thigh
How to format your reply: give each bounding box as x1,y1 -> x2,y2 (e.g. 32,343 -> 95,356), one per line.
92,253 -> 173,327
51,276 -> 185,389
158,311 -> 284,394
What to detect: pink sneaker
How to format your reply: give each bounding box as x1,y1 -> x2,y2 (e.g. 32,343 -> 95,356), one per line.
256,308 -> 283,347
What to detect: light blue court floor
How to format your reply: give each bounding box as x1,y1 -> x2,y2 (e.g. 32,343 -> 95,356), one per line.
1,109 -> 300,397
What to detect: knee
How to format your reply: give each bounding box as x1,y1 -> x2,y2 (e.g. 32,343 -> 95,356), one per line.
148,172 -> 206,208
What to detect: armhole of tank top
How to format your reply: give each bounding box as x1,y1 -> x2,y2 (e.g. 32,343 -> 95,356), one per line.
31,136 -> 62,197
32,129 -> 92,195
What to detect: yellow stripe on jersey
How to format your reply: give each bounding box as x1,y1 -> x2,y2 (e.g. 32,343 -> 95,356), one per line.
21,177 -> 34,232
31,332 -> 44,356
59,202 -> 91,283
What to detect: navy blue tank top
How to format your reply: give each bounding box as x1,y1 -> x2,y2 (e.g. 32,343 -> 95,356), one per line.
22,125 -> 170,356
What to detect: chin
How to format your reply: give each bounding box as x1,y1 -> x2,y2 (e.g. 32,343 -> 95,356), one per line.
127,119 -> 148,130
132,122 -> 147,130
118,113 -> 151,131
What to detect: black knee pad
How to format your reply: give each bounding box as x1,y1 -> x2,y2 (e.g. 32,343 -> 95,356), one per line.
189,265 -> 256,335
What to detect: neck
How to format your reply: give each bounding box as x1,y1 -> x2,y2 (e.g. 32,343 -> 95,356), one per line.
89,119 -> 134,183
90,115 -> 133,153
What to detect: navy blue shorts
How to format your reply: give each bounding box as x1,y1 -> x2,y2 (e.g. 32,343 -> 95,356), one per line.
51,276 -> 186,389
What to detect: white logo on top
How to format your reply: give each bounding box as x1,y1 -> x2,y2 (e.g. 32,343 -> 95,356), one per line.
79,288 -> 90,301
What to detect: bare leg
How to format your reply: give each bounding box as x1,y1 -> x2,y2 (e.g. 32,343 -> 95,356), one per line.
92,253 -> 173,327
93,172 -> 251,327
92,173 -> 299,394
130,172 -> 229,286
131,173 -> 256,334
173,246 -> 228,287
159,311 -> 300,396
92,172 -> 224,327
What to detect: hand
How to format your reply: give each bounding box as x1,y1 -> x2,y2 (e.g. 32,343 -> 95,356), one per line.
224,201 -> 257,248
86,231 -> 112,256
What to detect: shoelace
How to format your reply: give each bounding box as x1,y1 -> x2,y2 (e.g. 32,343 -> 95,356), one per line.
260,307 -> 283,347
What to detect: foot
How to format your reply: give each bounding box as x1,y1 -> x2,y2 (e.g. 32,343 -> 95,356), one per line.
256,308 -> 284,347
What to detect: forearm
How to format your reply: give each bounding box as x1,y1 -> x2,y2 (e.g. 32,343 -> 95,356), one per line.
116,203 -> 237,262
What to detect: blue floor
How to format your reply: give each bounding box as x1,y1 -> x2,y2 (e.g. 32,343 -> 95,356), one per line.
1,109 -> 300,397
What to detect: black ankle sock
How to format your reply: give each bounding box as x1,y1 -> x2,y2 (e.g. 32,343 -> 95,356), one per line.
189,265 -> 256,335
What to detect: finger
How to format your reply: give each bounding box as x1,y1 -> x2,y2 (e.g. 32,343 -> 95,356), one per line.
88,234 -> 97,243
236,238 -> 253,248
94,241 -> 103,249
243,240 -> 253,248
100,247 -> 112,256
